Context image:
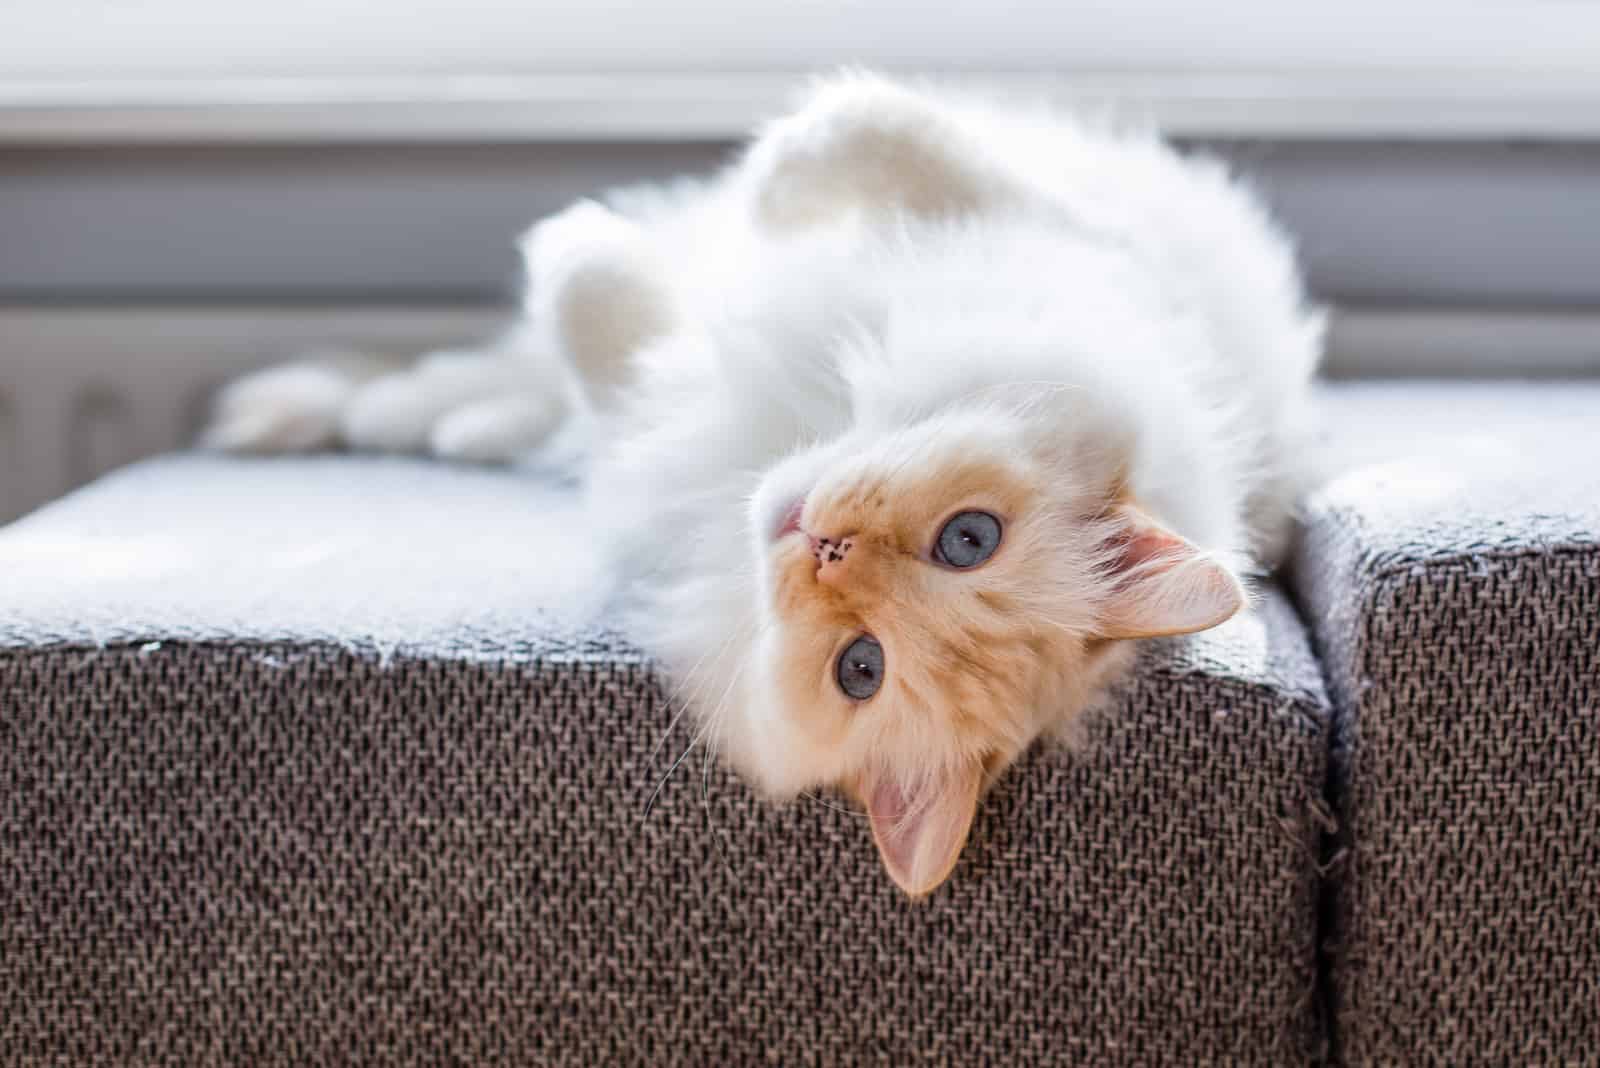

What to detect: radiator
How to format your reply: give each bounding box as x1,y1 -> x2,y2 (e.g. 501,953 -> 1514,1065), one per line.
0,305 -> 501,523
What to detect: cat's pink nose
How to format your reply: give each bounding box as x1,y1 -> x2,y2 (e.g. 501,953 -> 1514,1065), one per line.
811,534 -> 855,584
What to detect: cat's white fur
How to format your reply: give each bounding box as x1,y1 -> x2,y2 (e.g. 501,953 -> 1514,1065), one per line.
210,74 -> 1321,887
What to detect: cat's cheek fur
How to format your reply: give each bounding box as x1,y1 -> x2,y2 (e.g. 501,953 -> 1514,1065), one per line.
743,629 -> 850,798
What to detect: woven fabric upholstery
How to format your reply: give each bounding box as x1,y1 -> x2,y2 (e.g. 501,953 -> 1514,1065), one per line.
1293,383 -> 1600,1066
2,455 -> 1329,1066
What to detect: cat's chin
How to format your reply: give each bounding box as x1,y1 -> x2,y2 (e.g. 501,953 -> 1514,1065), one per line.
736,717 -> 837,802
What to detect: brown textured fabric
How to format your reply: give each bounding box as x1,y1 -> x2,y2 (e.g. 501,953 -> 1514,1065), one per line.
1294,383 -> 1600,1066
1,455 -> 1329,1065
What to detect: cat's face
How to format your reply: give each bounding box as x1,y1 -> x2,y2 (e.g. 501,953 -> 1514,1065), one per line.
748,411 -> 1244,896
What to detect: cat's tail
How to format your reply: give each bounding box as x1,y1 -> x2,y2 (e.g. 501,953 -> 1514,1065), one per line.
201,329 -> 580,464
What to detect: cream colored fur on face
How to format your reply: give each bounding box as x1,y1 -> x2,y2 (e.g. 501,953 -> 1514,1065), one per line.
207,74 -> 1322,897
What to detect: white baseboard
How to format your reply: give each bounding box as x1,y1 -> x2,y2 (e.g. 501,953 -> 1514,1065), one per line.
3,303 -> 1596,523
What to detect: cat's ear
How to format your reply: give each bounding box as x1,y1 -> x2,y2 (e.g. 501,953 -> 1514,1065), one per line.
1097,503 -> 1246,640
853,762 -> 981,898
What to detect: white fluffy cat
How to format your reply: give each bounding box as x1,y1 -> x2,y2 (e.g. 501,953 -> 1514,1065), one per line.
208,74 -> 1322,896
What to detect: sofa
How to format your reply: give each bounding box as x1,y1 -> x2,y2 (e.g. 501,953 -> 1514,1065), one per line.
2,381 -> 1595,1066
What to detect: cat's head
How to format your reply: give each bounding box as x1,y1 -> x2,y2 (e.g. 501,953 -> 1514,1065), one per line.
746,406 -> 1245,896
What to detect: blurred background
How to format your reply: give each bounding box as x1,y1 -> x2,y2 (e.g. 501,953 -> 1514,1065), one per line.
3,2 -> 1599,521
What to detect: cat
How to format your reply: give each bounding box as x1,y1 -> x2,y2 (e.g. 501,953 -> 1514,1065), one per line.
206,73 -> 1322,897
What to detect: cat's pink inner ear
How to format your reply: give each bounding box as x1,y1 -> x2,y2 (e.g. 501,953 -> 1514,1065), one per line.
1098,503 -> 1246,640
858,763 -> 981,898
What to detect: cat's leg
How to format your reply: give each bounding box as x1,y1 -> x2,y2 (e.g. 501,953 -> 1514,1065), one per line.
202,350 -> 402,453
382,197 -> 673,452
342,194 -> 674,454
520,199 -> 674,413
339,338 -> 566,457
745,75 -> 1003,231
207,198 -> 667,460
206,333 -> 572,463
428,393 -> 570,464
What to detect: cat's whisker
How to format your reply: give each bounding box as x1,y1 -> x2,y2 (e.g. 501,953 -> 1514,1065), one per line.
639,622 -> 751,821
643,658 -> 726,783
801,791 -> 870,820
694,637 -> 757,879
646,640 -> 723,765
701,734 -> 739,879
873,423 -> 940,494
640,736 -> 698,823
684,656 -> 753,787
1031,615 -> 1086,637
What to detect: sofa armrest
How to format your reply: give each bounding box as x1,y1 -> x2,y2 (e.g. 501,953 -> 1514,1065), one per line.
1,453 -> 1330,1064
1291,382 -> 1600,1065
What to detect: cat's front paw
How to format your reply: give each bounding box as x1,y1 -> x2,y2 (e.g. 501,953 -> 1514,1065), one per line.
520,200 -> 672,409
201,351 -> 393,453
340,349 -> 570,462
520,199 -> 644,295
427,394 -> 569,464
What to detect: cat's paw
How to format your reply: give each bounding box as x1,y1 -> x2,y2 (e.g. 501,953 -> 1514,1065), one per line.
340,350 -> 518,454
201,352 -> 392,453
428,394 -> 568,464
521,199 -> 644,295
748,75 -> 986,229
340,348 -> 572,460
520,200 -> 672,408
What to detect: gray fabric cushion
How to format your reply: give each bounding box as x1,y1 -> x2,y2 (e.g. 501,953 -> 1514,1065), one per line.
1293,382 -> 1600,1066
2,454 -> 1330,1066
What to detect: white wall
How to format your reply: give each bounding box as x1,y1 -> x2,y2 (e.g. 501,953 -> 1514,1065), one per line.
6,4 -> 1600,141
7,2 -> 1600,78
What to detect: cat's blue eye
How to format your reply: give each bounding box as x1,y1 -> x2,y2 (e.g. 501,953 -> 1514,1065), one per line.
836,635 -> 884,701
934,511 -> 1002,569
